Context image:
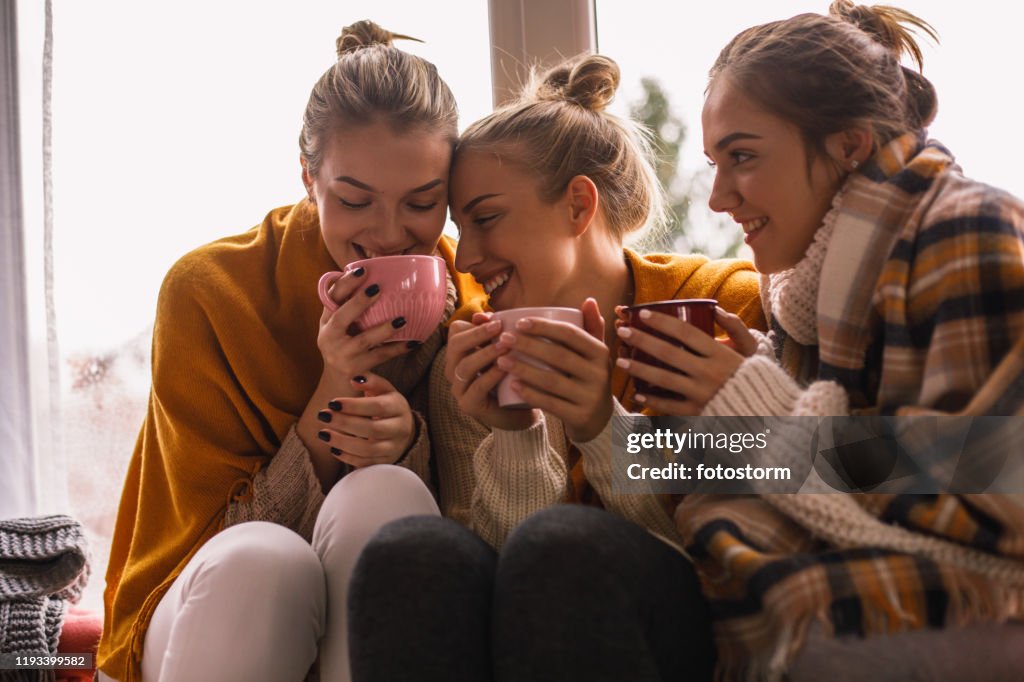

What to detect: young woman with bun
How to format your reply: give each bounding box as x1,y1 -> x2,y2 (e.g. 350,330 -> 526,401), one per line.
97,20 -> 484,682
613,2 -> 1024,679
345,53 -> 765,682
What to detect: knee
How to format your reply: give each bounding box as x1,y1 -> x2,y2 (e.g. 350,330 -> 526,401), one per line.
318,465 -> 438,525
195,522 -> 324,601
502,505 -> 618,572
354,516 -> 494,585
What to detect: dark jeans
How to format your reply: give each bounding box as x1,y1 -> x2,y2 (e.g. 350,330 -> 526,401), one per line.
348,504 -> 716,682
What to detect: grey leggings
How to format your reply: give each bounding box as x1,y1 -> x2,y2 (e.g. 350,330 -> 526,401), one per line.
348,504 -> 717,682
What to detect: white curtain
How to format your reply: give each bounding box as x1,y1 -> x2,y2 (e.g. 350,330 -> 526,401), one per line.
0,0 -> 37,518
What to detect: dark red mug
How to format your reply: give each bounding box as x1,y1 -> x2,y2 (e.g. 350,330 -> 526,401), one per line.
621,299 -> 717,399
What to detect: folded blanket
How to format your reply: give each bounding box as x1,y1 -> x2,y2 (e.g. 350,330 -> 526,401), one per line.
1,515 -> 90,682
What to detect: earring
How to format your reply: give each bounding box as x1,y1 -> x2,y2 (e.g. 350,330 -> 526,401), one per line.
851,160 -> 860,170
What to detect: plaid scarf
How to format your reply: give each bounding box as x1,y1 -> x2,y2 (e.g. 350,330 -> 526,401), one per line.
678,133 -> 1024,681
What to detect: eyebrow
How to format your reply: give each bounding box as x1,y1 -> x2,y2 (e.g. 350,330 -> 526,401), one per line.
332,176 -> 445,194
712,132 -> 762,152
461,193 -> 502,213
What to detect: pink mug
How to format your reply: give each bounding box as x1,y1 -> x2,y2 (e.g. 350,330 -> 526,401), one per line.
491,306 -> 585,409
318,255 -> 447,343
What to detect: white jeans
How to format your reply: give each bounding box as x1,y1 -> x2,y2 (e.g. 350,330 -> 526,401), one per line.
99,465 -> 439,682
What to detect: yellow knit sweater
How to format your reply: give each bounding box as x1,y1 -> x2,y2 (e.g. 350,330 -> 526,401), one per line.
430,249 -> 766,549
97,202 -> 485,682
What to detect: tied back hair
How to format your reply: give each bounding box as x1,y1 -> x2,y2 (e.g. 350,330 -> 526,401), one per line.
300,19 -> 457,179
710,1 -> 939,160
457,54 -> 667,243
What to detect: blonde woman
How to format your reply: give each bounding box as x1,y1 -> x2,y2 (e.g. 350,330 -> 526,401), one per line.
97,21 -> 484,682
346,54 -> 765,682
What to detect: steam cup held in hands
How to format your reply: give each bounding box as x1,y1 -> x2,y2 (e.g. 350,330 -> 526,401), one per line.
622,299 -> 717,399
492,306 -> 585,408
318,255 -> 447,343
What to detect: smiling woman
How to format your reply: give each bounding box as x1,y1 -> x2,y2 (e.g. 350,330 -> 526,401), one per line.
92,20 -> 487,682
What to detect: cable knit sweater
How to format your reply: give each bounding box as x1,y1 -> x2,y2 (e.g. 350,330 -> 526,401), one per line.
98,202 -> 487,682
431,248 -> 765,549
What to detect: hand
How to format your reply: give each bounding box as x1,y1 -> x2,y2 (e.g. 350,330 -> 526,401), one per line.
614,306 -> 752,415
315,373 -> 416,468
446,313 -> 538,431
318,269 -> 413,380
496,298 -> 613,442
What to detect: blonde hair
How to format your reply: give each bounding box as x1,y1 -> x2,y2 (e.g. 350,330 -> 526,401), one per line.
299,20 -> 459,178
710,1 -> 938,161
455,54 -> 667,242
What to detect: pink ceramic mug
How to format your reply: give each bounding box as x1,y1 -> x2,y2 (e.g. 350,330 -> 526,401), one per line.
492,306 -> 585,409
318,255 -> 447,343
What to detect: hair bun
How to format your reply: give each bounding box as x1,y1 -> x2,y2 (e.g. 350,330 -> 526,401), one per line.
336,20 -> 422,58
828,0 -> 936,69
531,54 -> 620,112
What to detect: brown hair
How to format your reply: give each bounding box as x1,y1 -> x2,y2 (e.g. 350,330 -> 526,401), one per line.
299,20 -> 459,178
709,1 -> 938,161
455,54 -> 666,242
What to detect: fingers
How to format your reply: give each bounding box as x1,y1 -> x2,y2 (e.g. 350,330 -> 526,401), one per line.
715,307 -> 758,357
495,331 -> 602,388
320,283 -> 388,338
631,392 -> 703,417
496,353 -> 585,405
319,267 -> 368,310
509,317 -> 606,361
623,310 -> 720,357
614,356 -> 700,401
446,319 -> 503,381
616,325 -> 706,377
581,297 -> 605,341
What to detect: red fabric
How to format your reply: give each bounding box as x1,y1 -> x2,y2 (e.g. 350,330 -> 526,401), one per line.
55,607 -> 102,682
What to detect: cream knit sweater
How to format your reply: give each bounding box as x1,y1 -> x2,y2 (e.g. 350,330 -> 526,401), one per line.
429,346 -> 683,551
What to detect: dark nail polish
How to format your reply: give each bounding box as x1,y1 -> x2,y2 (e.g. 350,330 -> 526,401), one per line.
317,430 -> 331,442
330,447 -> 342,456
353,375 -> 367,384
365,284 -> 380,297
327,400 -> 342,411
352,267 -> 365,277
317,410 -> 332,423
391,316 -> 407,329
406,340 -> 422,349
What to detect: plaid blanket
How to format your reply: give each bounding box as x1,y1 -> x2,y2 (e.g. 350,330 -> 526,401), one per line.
678,133 -> 1024,681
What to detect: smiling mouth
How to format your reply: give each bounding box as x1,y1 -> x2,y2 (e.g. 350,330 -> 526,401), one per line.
480,268 -> 512,296
354,244 -> 413,259
742,217 -> 769,234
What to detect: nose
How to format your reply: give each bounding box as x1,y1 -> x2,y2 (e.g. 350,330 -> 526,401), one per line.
707,169 -> 741,214
369,206 -> 406,252
454,227 -> 481,274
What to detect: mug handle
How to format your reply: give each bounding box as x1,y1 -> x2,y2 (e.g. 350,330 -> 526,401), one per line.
317,271 -> 345,312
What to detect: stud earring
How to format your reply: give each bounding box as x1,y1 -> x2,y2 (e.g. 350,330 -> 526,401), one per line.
851,160 -> 860,170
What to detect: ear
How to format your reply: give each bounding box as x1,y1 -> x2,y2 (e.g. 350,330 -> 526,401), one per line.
563,175 -> 600,237
300,158 -> 315,200
824,126 -> 874,171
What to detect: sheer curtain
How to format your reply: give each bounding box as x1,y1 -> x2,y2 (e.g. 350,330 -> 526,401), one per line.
0,0 -> 36,519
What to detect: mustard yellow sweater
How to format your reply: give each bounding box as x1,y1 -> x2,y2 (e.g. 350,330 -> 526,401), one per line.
98,202 -> 485,682
430,249 -> 766,549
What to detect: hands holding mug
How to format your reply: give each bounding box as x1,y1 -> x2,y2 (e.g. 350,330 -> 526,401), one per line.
614,301 -> 758,415
446,298 -> 614,443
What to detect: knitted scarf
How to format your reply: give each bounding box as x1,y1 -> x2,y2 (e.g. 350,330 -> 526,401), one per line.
0,515 -> 90,682
677,133 -> 1024,681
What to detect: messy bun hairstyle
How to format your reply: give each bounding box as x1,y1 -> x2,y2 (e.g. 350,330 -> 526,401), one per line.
456,54 -> 666,242
709,1 -> 938,162
300,20 -> 458,178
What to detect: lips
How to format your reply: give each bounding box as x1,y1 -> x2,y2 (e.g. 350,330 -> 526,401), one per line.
740,217 -> 769,245
353,244 -> 414,259
478,268 -> 512,296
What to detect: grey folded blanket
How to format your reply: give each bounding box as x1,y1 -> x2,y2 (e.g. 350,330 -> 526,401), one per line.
0,515 -> 90,681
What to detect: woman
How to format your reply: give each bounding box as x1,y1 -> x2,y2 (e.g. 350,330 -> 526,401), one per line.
97,21 -> 484,682
346,54 -> 765,682
616,2 -> 1024,679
